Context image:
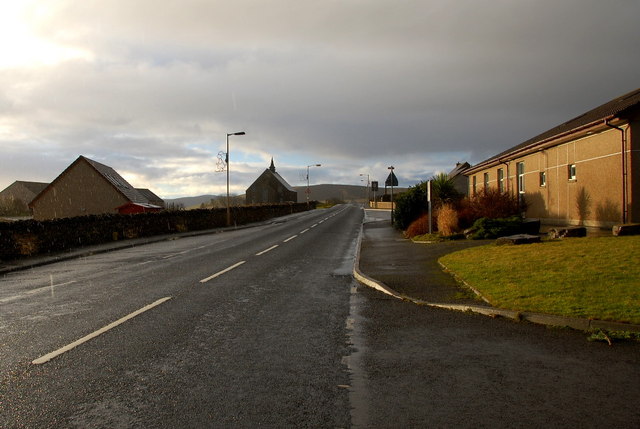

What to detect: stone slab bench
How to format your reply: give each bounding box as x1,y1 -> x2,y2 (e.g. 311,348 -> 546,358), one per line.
548,226 -> 586,239
612,223 -> 640,236
495,234 -> 541,246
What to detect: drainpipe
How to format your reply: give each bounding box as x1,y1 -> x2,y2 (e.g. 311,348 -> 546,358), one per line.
605,120 -> 628,223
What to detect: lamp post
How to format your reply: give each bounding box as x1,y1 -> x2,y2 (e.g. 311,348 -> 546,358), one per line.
306,164 -> 321,209
359,173 -> 370,208
388,166 -> 395,225
226,131 -> 245,226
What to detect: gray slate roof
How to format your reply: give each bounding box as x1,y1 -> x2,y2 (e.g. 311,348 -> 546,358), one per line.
476,87 -> 640,168
81,156 -> 149,204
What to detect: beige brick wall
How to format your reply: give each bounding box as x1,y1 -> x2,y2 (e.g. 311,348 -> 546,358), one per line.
468,124 -> 637,227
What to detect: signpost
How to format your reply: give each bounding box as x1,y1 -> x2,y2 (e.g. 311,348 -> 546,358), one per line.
386,167 -> 397,224
371,181 -> 378,208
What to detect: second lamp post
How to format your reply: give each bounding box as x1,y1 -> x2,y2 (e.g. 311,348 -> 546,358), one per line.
226,131 -> 245,226
306,164 -> 321,209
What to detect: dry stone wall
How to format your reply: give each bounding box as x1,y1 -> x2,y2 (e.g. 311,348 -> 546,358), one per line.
0,203 -> 314,260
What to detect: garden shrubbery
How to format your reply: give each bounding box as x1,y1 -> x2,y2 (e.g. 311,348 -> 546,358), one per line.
466,188 -> 524,220
466,216 -> 524,239
393,182 -> 428,230
396,174 -> 527,240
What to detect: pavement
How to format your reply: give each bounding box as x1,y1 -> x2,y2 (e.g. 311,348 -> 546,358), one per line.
2,207 -> 639,334
355,209 -> 640,334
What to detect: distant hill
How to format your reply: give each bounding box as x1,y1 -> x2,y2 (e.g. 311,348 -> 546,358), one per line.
164,184 -> 408,209
163,194 -> 220,209
297,184 -> 408,203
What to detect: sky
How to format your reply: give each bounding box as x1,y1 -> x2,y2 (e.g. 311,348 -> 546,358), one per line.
1,0 -> 639,199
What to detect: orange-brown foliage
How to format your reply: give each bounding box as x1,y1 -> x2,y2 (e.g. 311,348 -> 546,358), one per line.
437,203 -> 459,236
405,214 -> 431,238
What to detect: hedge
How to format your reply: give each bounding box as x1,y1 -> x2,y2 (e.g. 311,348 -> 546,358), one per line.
0,203 -> 314,260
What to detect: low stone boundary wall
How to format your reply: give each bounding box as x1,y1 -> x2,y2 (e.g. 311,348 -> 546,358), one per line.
0,203 -> 314,260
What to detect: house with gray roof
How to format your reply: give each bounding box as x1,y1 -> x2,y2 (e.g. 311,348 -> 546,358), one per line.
465,87 -> 640,227
245,159 -> 298,205
29,156 -> 163,220
0,181 -> 49,216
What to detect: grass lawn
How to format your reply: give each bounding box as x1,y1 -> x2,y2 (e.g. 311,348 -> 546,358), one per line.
439,236 -> 640,325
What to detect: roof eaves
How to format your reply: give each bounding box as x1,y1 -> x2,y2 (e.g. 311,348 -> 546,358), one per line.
466,87 -> 640,175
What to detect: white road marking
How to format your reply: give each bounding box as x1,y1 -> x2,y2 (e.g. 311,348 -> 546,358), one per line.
283,235 -> 298,243
200,261 -> 246,283
311,223 -> 318,228
32,296 -> 173,365
300,228 -> 310,234
0,281 -> 77,304
256,245 -> 279,256
162,250 -> 190,259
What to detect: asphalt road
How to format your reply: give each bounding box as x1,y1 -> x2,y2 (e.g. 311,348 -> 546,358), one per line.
2,205 -> 640,428
1,205 -> 360,427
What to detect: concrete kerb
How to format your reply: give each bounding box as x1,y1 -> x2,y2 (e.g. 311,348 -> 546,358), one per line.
353,222 -> 640,335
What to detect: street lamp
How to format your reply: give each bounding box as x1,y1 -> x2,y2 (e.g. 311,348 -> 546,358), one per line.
359,173 -> 370,208
226,131 -> 245,226
388,166 -> 395,225
306,164 -> 321,209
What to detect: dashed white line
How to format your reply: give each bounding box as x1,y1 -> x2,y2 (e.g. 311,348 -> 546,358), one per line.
300,228 -> 310,234
256,245 -> 279,256
32,296 -> 173,365
0,281 -> 77,304
311,223 -> 318,228
200,261 -> 246,283
283,235 -> 298,243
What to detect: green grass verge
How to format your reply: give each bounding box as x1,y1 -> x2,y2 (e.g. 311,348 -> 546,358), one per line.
439,236 -> 640,324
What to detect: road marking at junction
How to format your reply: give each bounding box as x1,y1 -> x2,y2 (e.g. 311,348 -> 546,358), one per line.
163,250 -> 190,259
256,245 -> 279,256
32,296 -> 173,365
283,235 -> 298,242
0,281 -> 77,304
200,261 -> 246,283
300,228 -> 310,234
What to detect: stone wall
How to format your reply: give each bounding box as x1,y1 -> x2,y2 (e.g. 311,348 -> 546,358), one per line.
0,203 -> 314,260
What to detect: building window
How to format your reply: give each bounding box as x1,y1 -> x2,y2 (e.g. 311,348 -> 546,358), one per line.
517,162 -> 525,194
483,172 -> 489,190
498,168 -> 505,192
568,164 -> 576,181
472,175 -> 477,195
539,171 -> 546,187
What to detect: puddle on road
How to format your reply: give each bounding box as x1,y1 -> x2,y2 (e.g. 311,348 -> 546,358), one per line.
344,280 -> 372,428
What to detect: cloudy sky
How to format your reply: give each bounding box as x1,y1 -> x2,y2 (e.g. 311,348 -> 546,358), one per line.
1,0 -> 639,198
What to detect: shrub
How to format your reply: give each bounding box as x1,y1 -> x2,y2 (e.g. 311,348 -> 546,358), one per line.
430,173 -> 462,206
393,182 -> 427,230
466,188 -> 524,221
437,203 -> 459,236
394,174 -> 464,231
405,214 -> 431,238
468,216 -> 524,239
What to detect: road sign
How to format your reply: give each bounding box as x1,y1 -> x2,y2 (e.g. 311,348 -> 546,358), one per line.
385,171 -> 398,187
371,181 -> 378,192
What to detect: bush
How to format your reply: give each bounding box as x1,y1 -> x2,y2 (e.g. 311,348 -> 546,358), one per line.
430,173 -> 462,206
393,183 -> 427,230
437,203 -> 459,236
468,216 -> 524,239
466,188 -> 524,221
405,214 -> 431,238
394,174 -> 464,231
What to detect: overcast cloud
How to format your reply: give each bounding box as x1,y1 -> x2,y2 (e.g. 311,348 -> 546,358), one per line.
1,0 -> 639,198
